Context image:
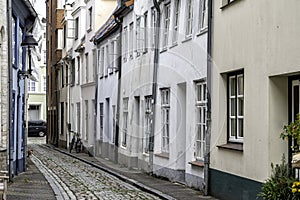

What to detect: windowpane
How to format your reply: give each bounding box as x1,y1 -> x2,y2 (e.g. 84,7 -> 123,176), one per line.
228,71 -> 244,142
230,119 -> 236,137
230,98 -> 236,116
238,97 -> 244,116
230,77 -> 236,96
238,119 -> 243,138
238,75 -> 244,95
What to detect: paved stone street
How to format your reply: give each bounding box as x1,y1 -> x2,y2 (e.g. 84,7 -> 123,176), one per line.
29,143 -> 160,200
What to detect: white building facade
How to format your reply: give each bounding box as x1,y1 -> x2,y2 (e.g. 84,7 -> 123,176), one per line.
209,0 -> 300,199
94,14 -> 120,161
152,0 -> 208,191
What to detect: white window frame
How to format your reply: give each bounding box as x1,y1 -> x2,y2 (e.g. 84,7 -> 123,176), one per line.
228,71 -> 244,143
185,0 -> 193,37
105,45 -> 109,76
136,17 -> 142,56
74,17 -> 79,40
162,3 -> 170,49
143,11 -> 148,53
85,100 -> 89,141
195,81 -> 207,160
123,26 -> 128,62
161,89 -> 170,153
129,23 -> 134,59
151,7 -> 156,50
172,0 -> 180,44
144,96 -> 152,154
43,76 -> 47,92
85,53 -> 89,83
28,80 -> 36,92
122,98 -> 129,147
88,7 -> 92,31
198,0 -> 208,32
99,102 -> 104,140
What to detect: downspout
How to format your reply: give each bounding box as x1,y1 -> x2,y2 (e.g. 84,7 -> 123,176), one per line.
114,20 -> 122,164
149,0 -> 161,174
7,0 -> 13,181
204,0 -> 213,196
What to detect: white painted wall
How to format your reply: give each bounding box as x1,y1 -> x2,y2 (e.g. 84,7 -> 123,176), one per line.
210,0 -> 300,182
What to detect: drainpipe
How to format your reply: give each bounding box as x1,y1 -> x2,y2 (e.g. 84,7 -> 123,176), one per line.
7,0 -> 13,181
204,0 -> 213,196
114,20 -> 122,164
149,0 -> 161,174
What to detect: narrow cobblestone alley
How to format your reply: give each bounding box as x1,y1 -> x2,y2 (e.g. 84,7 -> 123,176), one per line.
29,144 -> 161,200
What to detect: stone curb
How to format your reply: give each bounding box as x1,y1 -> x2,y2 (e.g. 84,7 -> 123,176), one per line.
46,145 -> 175,200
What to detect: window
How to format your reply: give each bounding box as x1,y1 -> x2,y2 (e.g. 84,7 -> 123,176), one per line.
151,7 -> 156,50
61,67 -> 64,88
77,103 -> 81,134
172,0 -> 180,44
123,26 -> 128,62
60,103 -> 64,135
43,76 -> 47,92
198,0 -> 208,32
161,89 -> 170,153
129,23 -> 134,59
63,24 -> 66,48
195,81 -> 207,160
66,64 -> 68,86
99,103 -> 104,140
185,0 -> 193,37
85,100 -> 89,140
112,105 -> 116,143
93,49 -> 97,81
136,17 -> 142,56
43,50 -> 47,64
99,47 -> 104,77
228,71 -> 244,143
88,7 -> 92,31
144,12 -> 148,53
114,38 -> 120,71
144,96 -> 152,154
85,53 -> 89,83
75,17 -> 79,40
28,80 -> 36,92
71,59 -> 75,86
122,98 -> 129,147
105,45 -> 109,76
110,41 -> 114,73
162,3 -> 170,49
77,56 -> 80,85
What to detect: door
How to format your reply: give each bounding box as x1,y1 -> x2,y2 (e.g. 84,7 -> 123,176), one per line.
292,79 -> 300,179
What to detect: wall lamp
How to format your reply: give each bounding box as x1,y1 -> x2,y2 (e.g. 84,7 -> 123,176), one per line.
18,34 -> 38,79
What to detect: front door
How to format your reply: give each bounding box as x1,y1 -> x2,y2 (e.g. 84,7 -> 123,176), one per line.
292,80 -> 300,122
291,79 -> 300,179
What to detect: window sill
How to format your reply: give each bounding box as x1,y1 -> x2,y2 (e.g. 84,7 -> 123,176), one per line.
182,36 -> 192,44
169,43 -> 178,49
196,28 -> 208,37
221,0 -> 241,9
155,152 -> 169,159
188,160 -> 204,167
217,143 -> 243,152
160,48 -> 167,54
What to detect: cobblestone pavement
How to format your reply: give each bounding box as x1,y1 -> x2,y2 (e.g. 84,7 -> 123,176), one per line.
29,144 -> 161,200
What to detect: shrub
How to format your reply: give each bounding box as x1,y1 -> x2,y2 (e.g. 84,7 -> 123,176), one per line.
258,155 -> 295,200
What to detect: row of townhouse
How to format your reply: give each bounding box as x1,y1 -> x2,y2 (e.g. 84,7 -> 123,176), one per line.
0,0 -> 41,180
47,0 -> 300,199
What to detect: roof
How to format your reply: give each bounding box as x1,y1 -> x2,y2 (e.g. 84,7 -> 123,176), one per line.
94,14 -> 119,44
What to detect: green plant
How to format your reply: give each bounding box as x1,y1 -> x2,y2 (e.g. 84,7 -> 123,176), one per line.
281,114 -> 300,151
258,155 -> 295,200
